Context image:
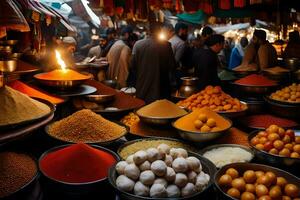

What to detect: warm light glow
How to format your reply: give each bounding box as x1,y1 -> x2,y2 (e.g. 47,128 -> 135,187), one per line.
158,32 -> 166,41
55,50 -> 67,72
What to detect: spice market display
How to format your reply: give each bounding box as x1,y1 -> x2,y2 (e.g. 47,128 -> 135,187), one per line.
1,0 -> 300,199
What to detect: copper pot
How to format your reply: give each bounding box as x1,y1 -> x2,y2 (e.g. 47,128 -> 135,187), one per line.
178,77 -> 199,98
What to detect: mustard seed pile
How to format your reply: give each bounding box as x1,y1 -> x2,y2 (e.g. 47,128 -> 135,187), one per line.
47,109 -> 127,143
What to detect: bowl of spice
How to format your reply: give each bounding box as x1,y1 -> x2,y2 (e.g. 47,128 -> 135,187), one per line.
172,108 -> 232,143
39,143 -> 119,196
232,74 -> 278,95
268,83 -> 300,105
264,96 -> 300,119
136,99 -> 188,126
0,152 -> 38,199
46,109 -> 128,146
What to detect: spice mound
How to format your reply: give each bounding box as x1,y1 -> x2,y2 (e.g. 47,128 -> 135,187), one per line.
47,109 -> 127,143
115,144 -> 210,198
0,86 -> 51,126
0,152 -> 37,198
121,112 -> 140,127
137,99 -> 187,118
177,86 -> 247,112
234,74 -> 276,86
35,69 -> 90,81
250,124 -> 300,158
263,66 -> 290,74
40,143 -> 117,183
203,147 -> 253,168
270,83 -> 300,103
174,108 -> 231,133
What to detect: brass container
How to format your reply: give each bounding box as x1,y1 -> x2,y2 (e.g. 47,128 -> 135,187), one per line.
178,77 -> 199,98
0,60 -> 17,72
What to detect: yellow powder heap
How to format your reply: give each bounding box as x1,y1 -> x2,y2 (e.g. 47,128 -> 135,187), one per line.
48,109 -> 127,143
35,69 -> 90,81
137,99 -> 187,118
0,86 -> 51,126
174,108 -> 231,133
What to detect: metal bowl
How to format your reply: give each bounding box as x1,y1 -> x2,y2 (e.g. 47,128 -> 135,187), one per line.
200,144 -> 254,168
264,96 -> 300,119
285,57 -> 300,71
217,101 -> 248,119
214,162 -> 300,200
0,60 -> 17,72
0,40 -> 18,46
85,94 -> 115,104
231,82 -> 278,95
172,118 -> 232,143
240,98 -> 266,114
34,73 -> 92,89
108,151 -> 216,200
102,79 -> 118,89
9,52 -> 23,60
248,131 -> 300,168
0,46 -> 12,54
38,144 -> 120,196
136,111 -> 187,126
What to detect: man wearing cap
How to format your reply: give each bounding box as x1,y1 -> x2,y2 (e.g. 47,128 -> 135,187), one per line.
87,34 -> 108,59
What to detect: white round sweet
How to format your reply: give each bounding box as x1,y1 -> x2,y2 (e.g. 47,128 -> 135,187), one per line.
181,183 -> 196,197
172,157 -> 188,173
174,173 -> 188,188
116,175 -> 135,192
195,172 -> 209,192
170,148 -> 188,159
139,170 -> 155,186
153,178 -> 168,188
187,171 -> 197,184
124,164 -> 140,180
133,150 -> 148,165
157,143 -> 170,155
164,167 -> 176,182
134,181 -> 150,197
126,155 -> 134,164
164,155 -> 173,167
146,148 -> 160,162
139,160 -> 151,171
151,160 -> 167,177
150,184 -> 167,198
116,161 -> 128,175
186,156 -> 201,171
166,184 -> 181,197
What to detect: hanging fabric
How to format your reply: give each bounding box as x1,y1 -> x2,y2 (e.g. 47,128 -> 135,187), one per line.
219,0 -> 230,10
183,0 -> 199,12
234,0 -> 246,8
175,0 -> 182,13
199,0 -> 213,15
250,0 -> 262,5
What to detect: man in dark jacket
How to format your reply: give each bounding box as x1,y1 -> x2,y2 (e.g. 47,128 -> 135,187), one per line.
128,22 -> 176,103
193,34 -> 224,89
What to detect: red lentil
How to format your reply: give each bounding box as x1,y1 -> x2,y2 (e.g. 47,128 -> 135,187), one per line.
240,114 -> 298,128
40,143 -> 117,183
234,74 -> 276,86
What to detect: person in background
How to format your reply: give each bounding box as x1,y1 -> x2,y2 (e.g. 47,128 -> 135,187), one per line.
128,22 -> 176,103
101,28 -> 117,57
87,34 -> 107,59
199,26 -> 214,48
106,26 -> 136,88
254,29 -> 277,70
229,37 -> 249,69
283,31 -> 300,59
192,34 -> 224,89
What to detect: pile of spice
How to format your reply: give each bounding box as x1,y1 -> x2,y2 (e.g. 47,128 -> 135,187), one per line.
120,112 -> 140,127
35,69 -> 90,81
263,66 -> 290,74
47,109 -> 127,143
8,80 -> 64,104
177,85 -> 247,112
137,99 -> 187,118
234,74 -> 276,86
174,108 -> 231,133
270,83 -> 300,103
0,152 -> 37,198
0,86 -> 51,126
40,143 -> 117,183
239,114 -> 298,129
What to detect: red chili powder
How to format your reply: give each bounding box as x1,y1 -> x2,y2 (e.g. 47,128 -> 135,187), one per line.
240,114 -> 298,128
234,74 -> 276,86
40,143 -> 117,183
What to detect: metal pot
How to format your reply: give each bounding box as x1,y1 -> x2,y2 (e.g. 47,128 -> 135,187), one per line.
178,77 -> 199,98
285,58 -> 300,71
0,60 -> 17,72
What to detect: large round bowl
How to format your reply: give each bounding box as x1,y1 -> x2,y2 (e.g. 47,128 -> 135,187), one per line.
264,96 -> 300,119
231,82 -> 278,96
0,60 -> 17,72
217,101 -> 248,119
248,131 -> 300,168
214,162 -> 300,200
85,94 -> 115,104
172,118 -> 232,143
108,151 -> 216,200
137,113 -> 186,126
38,144 -> 120,196
34,73 -> 92,89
